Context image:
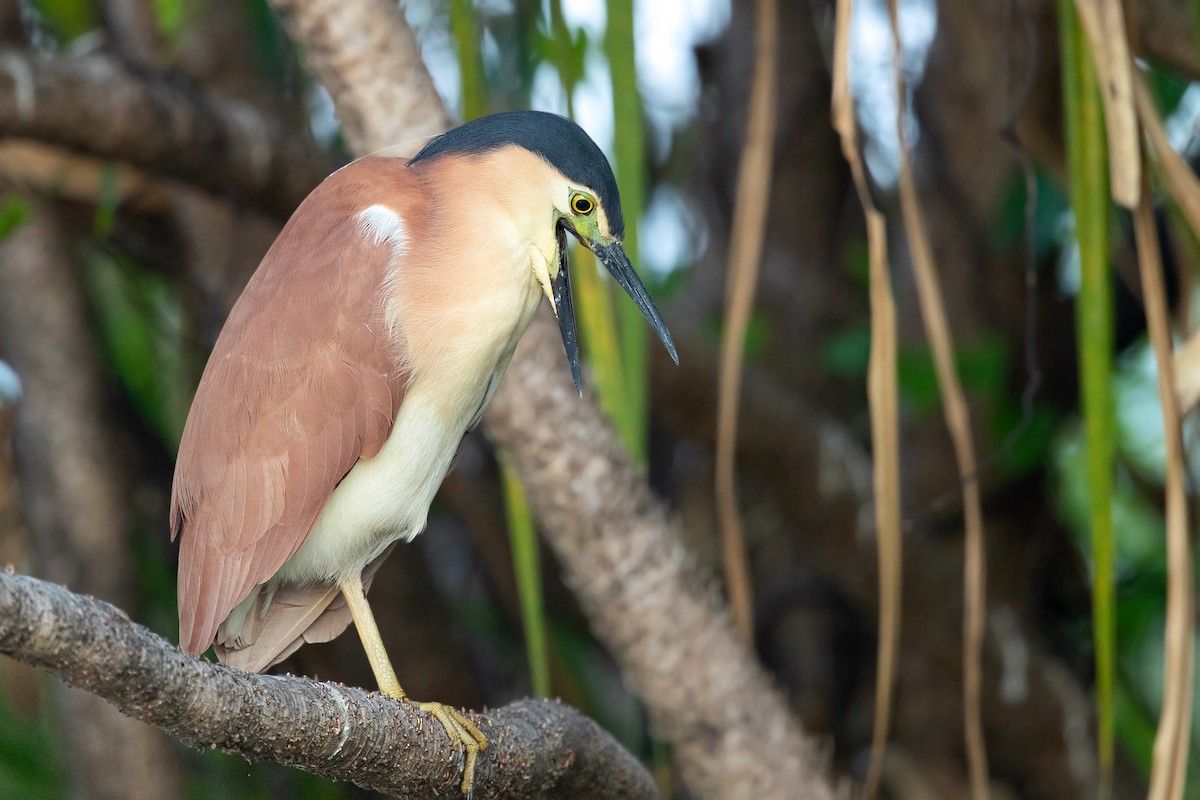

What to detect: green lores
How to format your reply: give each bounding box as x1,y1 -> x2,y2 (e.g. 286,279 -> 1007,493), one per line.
550,186 -> 676,397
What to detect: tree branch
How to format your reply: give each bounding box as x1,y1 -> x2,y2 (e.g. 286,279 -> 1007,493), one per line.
0,569 -> 656,800
0,47 -> 325,216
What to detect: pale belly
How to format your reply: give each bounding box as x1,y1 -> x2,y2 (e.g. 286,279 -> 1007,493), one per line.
276,376 -> 484,587
274,235 -> 546,589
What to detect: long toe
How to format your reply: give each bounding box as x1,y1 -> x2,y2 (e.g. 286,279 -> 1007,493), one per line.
418,701 -> 488,796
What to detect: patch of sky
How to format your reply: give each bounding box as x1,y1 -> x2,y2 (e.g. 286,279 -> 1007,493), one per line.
1056,219 -> 1083,296
406,0 -> 461,118
531,61 -> 570,118
640,185 -> 708,279
848,0 -> 937,188
572,48 -> 616,157
0,360 -> 20,406
1164,83 -> 1200,157
307,84 -> 340,148
633,0 -> 729,159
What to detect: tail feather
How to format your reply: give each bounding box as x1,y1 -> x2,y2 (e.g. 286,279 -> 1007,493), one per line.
213,544 -> 398,674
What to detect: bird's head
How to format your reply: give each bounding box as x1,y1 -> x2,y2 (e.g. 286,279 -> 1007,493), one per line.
411,111 -> 677,393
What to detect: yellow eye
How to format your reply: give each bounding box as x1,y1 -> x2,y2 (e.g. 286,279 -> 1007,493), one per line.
571,194 -> 595,215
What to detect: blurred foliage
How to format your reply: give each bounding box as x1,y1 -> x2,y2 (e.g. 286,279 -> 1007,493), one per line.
86,253 -> 190,452
704,309 -> 772,361
501,455 -> 551,697
183,748 -> 350,800
821,326 -> 1058,476
25,0 -> 96,42
0,198 -> 31,242
1053,408 -> 1200,797
150,0 -> 188,44
993,168 -> 1071,261
0,676 -> 64,800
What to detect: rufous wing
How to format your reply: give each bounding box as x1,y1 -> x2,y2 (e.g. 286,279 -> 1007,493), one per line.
171,158 -> 421,658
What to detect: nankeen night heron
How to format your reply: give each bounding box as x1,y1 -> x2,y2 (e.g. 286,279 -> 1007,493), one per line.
171,110 -> 677,794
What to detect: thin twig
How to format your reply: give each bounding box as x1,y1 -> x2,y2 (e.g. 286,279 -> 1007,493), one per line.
831,0 -> 901,794
888,3 -> 989,798
715,0 -> 778,648
1134,167 -> 1196,800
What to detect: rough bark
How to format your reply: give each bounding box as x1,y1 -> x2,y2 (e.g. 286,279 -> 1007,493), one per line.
0,47 -> 325,216
0,569 -> 656,800
0,205 -> 185,800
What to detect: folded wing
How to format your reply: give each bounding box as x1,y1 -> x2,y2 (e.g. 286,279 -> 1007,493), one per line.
172,158 -> 418,659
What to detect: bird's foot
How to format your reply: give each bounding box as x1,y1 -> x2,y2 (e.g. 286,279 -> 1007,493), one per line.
416,700 -> 488,796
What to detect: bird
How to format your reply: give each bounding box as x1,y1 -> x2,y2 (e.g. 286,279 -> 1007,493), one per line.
170,110 -> 677,795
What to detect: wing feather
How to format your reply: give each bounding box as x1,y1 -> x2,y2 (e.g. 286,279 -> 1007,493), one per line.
173,158 -> 418,656
214,543 -> 397,673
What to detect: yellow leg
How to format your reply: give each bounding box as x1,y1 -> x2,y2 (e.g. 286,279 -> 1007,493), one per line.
340,575 -> 488,795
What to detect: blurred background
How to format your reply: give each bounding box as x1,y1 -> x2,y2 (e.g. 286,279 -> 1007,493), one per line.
0,0 -> 1197,797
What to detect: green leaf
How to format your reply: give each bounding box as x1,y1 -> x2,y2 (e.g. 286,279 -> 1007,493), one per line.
0,673 -> 66,799
450,0 -> 488,120
843,239 -> 871,289
151,0 -> 187,42
500,460 -> 551,698
991,399 -> 1057,478
1114,678 -> 1159,776
1060,1 -> 1113,782
702,311 -> 771,361
86,253 -> 190,452
1059,2 -> 1116,783
536,13 -> 588,94
26,0 -> 97,42
1144,67 -> 1190,120
93,165 -> 120,239
822,325 -> 871,378
0,198 -> 31,241
894,336 -> 1010,413
607,0 -> 650,463
993,167 -> 1070,261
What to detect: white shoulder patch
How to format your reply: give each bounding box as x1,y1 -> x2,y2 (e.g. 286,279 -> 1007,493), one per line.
357,204 -> 407,250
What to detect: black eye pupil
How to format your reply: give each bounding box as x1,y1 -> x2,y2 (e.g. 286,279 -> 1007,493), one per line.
574,197 -> 591,213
